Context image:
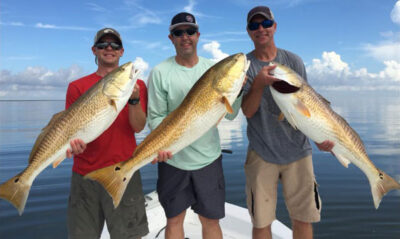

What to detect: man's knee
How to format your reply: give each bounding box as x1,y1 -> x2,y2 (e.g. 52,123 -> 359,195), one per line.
292,219 -> 311,227
167,210 -> 186,227
198,215 -> 220,227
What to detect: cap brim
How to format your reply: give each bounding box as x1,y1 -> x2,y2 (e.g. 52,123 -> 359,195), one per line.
169,23 -> 199,31
94,33 -> 122,46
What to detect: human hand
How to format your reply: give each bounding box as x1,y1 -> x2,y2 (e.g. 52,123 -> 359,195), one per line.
254,64 -> 280,86
315,140 -> 334,152
66,139 -> 86,158
130,83 -> 140,99
151,151 -> 172,164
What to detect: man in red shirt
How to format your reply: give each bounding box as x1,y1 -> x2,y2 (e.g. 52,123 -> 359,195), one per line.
65,28 -> 149,239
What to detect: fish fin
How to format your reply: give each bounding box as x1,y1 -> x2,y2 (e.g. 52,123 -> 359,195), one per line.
52,155 -> 66,168
216,114 -> 226,125
278,113 -> 285,121
221,96 -> 233,114
85,162 -> 132,208
295,100 -> 311,118
332,152 -> 351,168
316,93 -> 331,105
29,111 -> 65,163
285,113 -> 298,130
370,169 -> 400,209
110,99 -> 118,112
0,173 -> 31,215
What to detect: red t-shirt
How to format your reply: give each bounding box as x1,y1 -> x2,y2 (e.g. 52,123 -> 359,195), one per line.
65,72 -> 148,175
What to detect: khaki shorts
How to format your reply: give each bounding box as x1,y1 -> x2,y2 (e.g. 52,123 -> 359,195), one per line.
244,150 -> 321,228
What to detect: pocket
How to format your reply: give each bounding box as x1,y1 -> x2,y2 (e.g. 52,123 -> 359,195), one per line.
313,181 -> 322,211
121,195 -> 147,226
244,150 -> 260,168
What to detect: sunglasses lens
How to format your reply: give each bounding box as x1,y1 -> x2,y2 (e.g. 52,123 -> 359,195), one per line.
95,42 -> 108,49
172,28 -> 197,37
96,42 -> 121,50
186,28 -> 197,35
172,30 -> 184,37
110,42 -> 121,50
248,22 -> 260,31
261,20 -> 274,28
248,20 -> 274,31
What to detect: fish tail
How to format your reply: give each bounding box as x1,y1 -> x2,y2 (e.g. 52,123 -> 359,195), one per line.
370,169 -> 400,209
84,162 -> 133,208
0,173 -> 31,215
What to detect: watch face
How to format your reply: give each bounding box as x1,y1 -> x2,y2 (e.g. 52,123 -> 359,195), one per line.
128,98 -> 140,105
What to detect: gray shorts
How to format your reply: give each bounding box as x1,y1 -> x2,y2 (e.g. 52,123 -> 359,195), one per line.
157,155 -> 225,219
67,171 -> 149,239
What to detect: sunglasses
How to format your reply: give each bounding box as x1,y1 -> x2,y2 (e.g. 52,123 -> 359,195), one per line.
95,42 -> 122,50
171,28 -> 198,37
247,19 -> 274,31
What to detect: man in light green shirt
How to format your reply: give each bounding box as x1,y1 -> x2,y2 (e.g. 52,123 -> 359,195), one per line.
147,12 -> 241,239
148,55 -> 220,170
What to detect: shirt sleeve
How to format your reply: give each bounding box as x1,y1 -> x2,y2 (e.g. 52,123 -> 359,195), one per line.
147,68 -> 168,131
65,83 -> 81,110
225,93 -> 243,120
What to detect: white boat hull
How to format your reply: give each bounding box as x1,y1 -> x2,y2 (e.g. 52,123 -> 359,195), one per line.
101,191 -> 292,239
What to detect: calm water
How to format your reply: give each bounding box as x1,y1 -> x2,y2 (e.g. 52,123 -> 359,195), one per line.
0,91 -> 399,239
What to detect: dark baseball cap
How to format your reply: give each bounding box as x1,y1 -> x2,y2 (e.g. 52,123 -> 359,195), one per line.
169,12 -> 199,31
247,6 -> 274,23
93,27 -> 123,46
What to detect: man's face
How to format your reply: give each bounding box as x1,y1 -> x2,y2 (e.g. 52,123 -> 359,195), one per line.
92,35 -> 124,67
169,25 -> 200,58
247,15 -> 276,46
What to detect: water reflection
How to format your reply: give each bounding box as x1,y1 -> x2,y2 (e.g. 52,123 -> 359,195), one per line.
0,90 -> 400,239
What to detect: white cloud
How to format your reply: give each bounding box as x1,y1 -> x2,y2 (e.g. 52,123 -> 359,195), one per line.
363,2 -> 400,63
391,1 -> 400,25
0,21 -> 25,26
86,2 -> 107,12
35,22 -> 93,31
184,0 -> 196,13
35,22 -> 56,29
133,57 -> 149,81
307,51 -> 400,90
0,65 -> 84,100
202,41 -> 229,62
364,40 -> 400,63
124,4 -> 162,28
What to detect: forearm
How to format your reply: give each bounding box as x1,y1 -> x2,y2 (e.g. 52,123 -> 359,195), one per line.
128,104 -> 147,133
241,81 -> 265,118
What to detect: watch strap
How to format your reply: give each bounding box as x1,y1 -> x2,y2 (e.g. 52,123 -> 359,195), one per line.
128,98 -> 140,105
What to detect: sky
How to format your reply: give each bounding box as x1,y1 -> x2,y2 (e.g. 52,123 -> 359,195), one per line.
1,0 -> 400,100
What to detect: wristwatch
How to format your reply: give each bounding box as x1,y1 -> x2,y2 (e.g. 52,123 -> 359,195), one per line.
128,98 -> 140,105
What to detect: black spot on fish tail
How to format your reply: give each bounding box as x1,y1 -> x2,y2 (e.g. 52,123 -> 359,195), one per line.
14,178 -> 19,183
379,173 -> 384,180
123,177 -> 126,182
115,167 -> 120,171
272,80 -> 300,93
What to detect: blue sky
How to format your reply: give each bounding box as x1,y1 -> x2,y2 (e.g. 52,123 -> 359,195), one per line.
1,0 -> 400,99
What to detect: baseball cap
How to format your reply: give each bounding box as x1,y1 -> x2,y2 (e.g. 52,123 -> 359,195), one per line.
247,6 -> 274,23
169,12 -> 199,31
93,27 -> 123,46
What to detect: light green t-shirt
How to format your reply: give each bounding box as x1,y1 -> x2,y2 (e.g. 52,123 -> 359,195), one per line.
147,56 -> 241,170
